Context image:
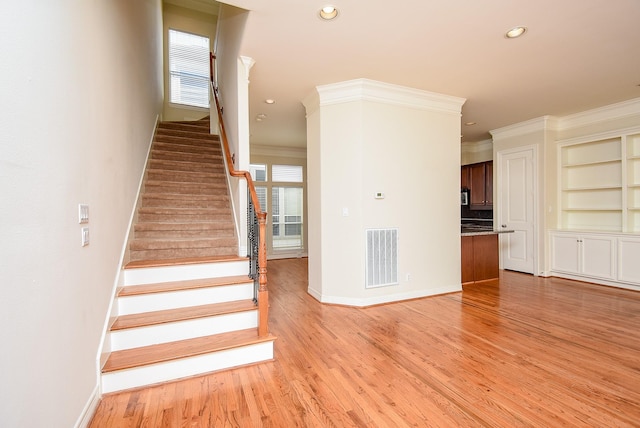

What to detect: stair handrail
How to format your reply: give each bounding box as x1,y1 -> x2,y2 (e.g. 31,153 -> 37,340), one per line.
210,53 -> 269,338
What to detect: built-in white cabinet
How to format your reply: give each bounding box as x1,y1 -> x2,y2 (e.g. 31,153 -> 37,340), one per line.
553,128 -> 640,290
550,232 -> 616,280
550,231 -> 640,288
627,133 -> 640,232
617,236 -> 640,285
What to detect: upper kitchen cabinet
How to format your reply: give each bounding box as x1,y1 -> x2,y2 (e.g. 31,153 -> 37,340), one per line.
461,165 -> 470,190
468,161 -> 493,210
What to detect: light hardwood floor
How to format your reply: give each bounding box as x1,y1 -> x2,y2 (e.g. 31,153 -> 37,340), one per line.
89,258 -> 640,427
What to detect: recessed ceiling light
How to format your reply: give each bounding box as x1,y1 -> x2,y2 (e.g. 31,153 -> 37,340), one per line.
505,26 -> 527,39
319,5 -> 338,20
265,99 -> 275,104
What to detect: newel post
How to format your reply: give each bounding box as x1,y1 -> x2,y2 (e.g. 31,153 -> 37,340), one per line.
257,212 -> 269,337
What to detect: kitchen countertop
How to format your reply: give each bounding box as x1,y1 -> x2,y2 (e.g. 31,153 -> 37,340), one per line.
461,225 -> 515,236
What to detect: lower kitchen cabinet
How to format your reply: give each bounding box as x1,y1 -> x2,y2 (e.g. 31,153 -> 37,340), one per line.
550,231 -> 640,288
461,234 -> 499,285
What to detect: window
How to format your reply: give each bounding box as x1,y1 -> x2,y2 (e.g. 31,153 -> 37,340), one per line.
272,187 -> 303,249
250,164 -> 267,182
250,162 -> 306,254
168,29 -> 210,108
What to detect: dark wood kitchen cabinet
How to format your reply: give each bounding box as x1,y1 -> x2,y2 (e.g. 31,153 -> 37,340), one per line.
461,234 -> 499,285
469,161 -> 492,210
461,165 -> 470,189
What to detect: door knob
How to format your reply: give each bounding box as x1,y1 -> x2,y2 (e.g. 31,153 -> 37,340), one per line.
501,224 -> 507,228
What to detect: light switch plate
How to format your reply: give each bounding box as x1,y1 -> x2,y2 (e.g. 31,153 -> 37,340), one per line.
79,204 -> 89,224
81,227 -> 90,247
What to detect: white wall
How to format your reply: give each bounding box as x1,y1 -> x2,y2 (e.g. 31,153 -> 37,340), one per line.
304,79 -> 465,306
214,4 -> 250,256
0,1 -> 163,426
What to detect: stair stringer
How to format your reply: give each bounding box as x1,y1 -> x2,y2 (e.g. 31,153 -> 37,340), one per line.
95,114 -> 159,387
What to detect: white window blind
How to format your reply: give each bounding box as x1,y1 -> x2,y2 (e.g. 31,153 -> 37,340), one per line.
168,29 -> 210,108
272,165 -> 303,183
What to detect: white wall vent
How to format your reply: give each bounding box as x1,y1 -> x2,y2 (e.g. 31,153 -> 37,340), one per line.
365,228 -> 399,288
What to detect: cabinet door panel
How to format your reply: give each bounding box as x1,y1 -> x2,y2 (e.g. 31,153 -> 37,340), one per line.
461,165 -> 470,190
473,234 -> 499,281
470,163 -> 486,206
551,234 -> 580,274
581,236 -> 615,280
618,237 -> 640,284
461,236 -> 474,283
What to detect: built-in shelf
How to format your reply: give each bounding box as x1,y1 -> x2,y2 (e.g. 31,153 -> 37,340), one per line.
563,208 -> 621,211
558,129 -> 640,233
562,186 -> 622,191
561,158 -> 621,168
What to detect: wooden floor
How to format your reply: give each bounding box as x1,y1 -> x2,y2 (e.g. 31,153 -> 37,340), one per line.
89,259 -> 640,427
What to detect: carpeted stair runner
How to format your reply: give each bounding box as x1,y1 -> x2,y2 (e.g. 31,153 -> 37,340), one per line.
129,118 -> 237,263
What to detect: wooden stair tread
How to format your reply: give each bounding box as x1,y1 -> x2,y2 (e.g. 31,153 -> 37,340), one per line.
103,329 -> 276,373
131,237 -> 236,244
111,300 -> 257,331
118,274 -> 251,296
134,221 -> 233,228
137,207 -> 229,214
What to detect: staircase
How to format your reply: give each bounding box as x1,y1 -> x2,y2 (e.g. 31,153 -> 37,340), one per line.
101,118 -> 274,394
130,119 -> 236,261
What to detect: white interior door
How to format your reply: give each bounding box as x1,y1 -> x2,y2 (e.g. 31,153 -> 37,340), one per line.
498,147 -> 536,274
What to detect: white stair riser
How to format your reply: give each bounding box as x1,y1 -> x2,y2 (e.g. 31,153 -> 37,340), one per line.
118,283 -> 253,315
101,341 -> 274,394
110,311 -> 258,351
124,260 -> 248,285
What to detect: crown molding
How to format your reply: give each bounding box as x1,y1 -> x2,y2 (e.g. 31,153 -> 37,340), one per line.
461,139 -> 492,153
305,78 -> 466,115
557,97 -> 640,131
490,116 -> 559,140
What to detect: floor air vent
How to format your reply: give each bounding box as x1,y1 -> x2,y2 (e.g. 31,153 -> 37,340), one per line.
366,228 -> 398,288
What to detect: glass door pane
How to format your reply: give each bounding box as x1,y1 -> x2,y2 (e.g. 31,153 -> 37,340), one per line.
272,187 -> 303,250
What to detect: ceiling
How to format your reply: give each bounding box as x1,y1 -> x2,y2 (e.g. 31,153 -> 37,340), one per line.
183,0 -> 640,148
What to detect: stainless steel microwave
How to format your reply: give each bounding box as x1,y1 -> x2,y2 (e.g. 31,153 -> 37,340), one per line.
461,189 -> 469,205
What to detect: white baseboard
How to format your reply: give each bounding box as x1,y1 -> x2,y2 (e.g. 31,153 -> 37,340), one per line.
74,384 -> 101,428
307,284 -> 462,307
550,272 -> 640,292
